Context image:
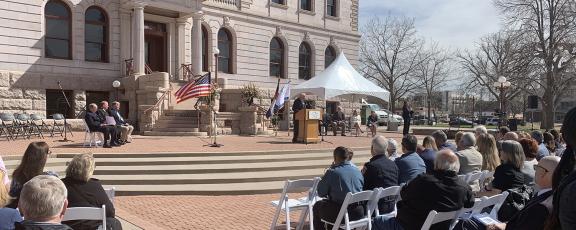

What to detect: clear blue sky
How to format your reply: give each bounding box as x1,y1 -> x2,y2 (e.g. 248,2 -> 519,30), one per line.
359,0 -> 502,50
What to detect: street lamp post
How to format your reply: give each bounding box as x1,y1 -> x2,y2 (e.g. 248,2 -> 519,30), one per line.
112,80 -> 121,102
208,47 -> 223,148
493,76 -> 511,126
213,47 -> 220,85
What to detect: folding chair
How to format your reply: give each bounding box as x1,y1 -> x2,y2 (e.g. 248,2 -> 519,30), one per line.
63,204 -> 106,230
374,186 -> 402,217
460,191 -> 509,220
270,177 -> 320,230
104,187 -> 116,204
16,113 -> 43,139
420,209 -> 464,230
320,190 -> 378,230
83,121 -> 103,148
465,171 -> 483,184
457,175 -> 467,182
0,117 -> 12,141
479,170 -> 495,192
0,113 -> 26,140
30,114 -> 49,136
50,113 -> 73,137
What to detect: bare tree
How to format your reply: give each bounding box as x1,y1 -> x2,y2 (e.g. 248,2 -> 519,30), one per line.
495,0 -> 576,129
415,43 -> 451,123
457,30 -> 535,116
360,16 -> 426,111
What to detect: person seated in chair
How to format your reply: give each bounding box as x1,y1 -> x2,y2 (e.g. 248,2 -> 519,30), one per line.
313,147 -> 364,230
331,106 -> 346,136
98,101 -> 123,145
367,110 -> 379,137
373,149 -> 475,230
319,107 -> 332,136
109,101 -> 134,143
85,103 -> 119,148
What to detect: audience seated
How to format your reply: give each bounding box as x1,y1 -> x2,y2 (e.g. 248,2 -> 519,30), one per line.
362,136 -> 399,214
503,132 -> 519,141
109,101 -> 134,143
477,134 -> 500,172
455,131 -> 465,151
61,153 -> 122,230
331,107 -> 346,136
395,135 -> 426,184
0,170 -> 22,229
387,139 -> 401,161
0,156 -> 8,186
456,132 -> 483,191
432,130 -> 457,152
474,125 -> 488,138
549,129 -> 566,156
15,175 -> 72,230
543,132 -> 556,155
7,142 -> 57,209
373,149 -> 475,230
350,110 -> 363,136
417,136 -> 437,173
313,147 -> 363,230
483,141 -> 526,194
498,127 -> 510,141
519,138 -> 538,185
85,103 -> 119,148
531,131 -> 550,160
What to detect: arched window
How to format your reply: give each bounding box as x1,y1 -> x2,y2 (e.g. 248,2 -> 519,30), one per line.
85,6 -> 108,62
299,42 -> 312,80
202,25 -> 208,72
45,0 -> 71,59
270,37 -> 285,78
325,46 -> 336,68
217,28 -> 233,74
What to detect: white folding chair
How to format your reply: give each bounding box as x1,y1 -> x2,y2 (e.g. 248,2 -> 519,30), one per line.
479,170 -> 495,192
420,209 -> 463,230
270,177 -> 320,230
374,186 -> 402,217
457,175 -> 467,182
465,171 -> 483,184
83,121 -> 103,148
104,187 -> 116,204
321,190 -> 378,230
460,191 -> 509,220
63,204 -> 106,230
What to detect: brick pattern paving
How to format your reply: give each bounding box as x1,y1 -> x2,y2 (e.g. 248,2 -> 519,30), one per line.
115,194 -> 305,230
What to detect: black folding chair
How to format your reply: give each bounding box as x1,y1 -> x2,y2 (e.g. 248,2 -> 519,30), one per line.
0,116 -> 12,141
17,114 -> 43,139
50,113 -> 73,137
0,113 -> 27,140
30,114 -> 49,136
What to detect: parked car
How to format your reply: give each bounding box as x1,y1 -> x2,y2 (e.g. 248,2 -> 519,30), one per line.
449,117 -> 474,127
361,104 -> 404,125
486,117 -> 501,126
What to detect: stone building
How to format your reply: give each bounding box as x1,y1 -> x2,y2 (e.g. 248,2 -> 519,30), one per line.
0,0 -> 360,135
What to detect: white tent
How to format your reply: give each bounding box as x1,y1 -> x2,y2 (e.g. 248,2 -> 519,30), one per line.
291,52 -> 389,102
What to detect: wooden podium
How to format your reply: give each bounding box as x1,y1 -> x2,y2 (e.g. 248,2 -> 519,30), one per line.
295,109 -> 321,143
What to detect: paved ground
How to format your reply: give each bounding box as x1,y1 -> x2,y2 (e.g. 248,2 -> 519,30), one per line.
0,128 -> 409,157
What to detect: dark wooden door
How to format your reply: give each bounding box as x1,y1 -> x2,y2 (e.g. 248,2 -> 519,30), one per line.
144,21 -> 167,72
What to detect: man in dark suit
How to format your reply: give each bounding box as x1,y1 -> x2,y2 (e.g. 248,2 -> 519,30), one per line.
85,103 -> 118,148
109,101 -> 134,143
402,101 -> 412,135
292,93 -> 307,143
98,101 -> 123,145
331,106 -> 346,136
374,149 -> 475,230
362,136 -> 399,214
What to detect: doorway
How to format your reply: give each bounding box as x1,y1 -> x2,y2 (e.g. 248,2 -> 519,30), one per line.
144,21 -> 167,72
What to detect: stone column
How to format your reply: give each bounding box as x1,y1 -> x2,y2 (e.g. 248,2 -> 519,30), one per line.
176,18 -> 189,81
132,4 -> 146,75
120,9 -> 131,76
191,12 -> 204,76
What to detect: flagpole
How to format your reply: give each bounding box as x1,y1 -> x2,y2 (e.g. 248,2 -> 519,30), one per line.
208,54 -> 223,147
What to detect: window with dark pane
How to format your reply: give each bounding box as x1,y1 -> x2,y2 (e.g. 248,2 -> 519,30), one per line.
327,0 -> 337,17
202,26 -> 208,72
217,28 -> 232,74
85,6 -> 108,62
272,0 -> 285,4
325,46 -> 336,68
45,0 -> 71,59
299,43 -> 312,80
301,0 -> 312,11
270,37 -> 285,78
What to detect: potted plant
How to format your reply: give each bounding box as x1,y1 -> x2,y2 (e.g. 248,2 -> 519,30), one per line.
240,83 -> 262,106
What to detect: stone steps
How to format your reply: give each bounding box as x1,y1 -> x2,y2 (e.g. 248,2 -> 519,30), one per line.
142,131 -> 207,136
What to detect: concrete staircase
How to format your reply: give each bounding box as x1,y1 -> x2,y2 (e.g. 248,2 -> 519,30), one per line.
142,110 -> 207,136
3,148 -> 371,196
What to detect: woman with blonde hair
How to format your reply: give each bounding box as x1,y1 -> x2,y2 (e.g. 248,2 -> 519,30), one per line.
62,153 -> 122,229
484,140 -> 526,194
477,134 -> 501,172
0,170 -> 22,229
418,136 -> 438,173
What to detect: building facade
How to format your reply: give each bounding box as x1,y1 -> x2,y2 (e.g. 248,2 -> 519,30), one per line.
0,0 -> 360,131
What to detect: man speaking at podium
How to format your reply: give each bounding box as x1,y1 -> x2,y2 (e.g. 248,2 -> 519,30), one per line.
292,93 -> 307,143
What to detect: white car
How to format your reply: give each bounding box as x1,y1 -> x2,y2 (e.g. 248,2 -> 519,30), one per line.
486,118 -> 501,126
361,104 -> 404,125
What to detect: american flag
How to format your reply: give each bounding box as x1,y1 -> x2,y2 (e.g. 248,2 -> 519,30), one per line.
175,72 -> 211,103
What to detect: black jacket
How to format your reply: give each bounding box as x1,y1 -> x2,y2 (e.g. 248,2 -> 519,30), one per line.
84,111 -> 103,132
61,178 -> 115,229
363,154 -> 399,213
402,106 -> 411,120
109,109 -> 126,125
396,170 -> 475,230
505,190 -> 552,230
292,98 -> 306,116
332,111 -> 345,122
96,109 -> 109,121
15,221 -> 73,230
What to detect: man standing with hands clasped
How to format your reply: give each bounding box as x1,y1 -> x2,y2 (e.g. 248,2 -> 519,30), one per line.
292,93 -> 307,143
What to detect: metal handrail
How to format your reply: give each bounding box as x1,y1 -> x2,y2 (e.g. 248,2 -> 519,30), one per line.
143,88 -> 172,115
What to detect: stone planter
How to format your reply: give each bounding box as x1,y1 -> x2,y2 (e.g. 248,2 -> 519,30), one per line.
239,106 -> 258,135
